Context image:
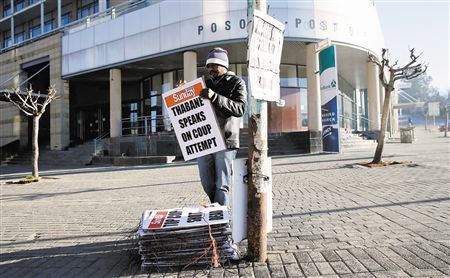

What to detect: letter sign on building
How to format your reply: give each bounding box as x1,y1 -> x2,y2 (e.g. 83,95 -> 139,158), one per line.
248,10 -> 285,102
163,78 -> 226,161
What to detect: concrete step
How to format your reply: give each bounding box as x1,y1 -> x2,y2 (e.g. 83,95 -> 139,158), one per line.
6,141 -> 95,166
239,131 -> 309,157
92,155 -> 176,166
340,133 -> 377,149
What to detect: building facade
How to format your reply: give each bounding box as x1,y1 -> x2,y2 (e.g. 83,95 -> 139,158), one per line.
1,0 -> 385,157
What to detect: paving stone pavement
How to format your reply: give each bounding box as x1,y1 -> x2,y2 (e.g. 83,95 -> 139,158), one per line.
1,127 -> 449,277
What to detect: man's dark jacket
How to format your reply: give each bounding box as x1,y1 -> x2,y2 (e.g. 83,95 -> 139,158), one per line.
205,71 -> 247,149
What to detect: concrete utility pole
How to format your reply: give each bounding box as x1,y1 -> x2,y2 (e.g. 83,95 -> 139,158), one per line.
247,0 -> 268,262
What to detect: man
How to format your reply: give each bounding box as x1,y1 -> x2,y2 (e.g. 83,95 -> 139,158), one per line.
198,47 -> 247,207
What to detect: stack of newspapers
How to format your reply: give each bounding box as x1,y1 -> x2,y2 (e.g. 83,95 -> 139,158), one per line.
137,204 -> 232,269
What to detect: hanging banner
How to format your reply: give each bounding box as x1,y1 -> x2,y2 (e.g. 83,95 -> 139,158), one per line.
162,78 -> 226,161
319,45 -> 340,153
247,10 -> 285,101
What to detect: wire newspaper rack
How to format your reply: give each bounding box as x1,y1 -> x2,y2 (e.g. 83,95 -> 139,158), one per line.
137,204 -> 234,270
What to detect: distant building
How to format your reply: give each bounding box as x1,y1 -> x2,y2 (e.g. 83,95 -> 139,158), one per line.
0,0 -> 385,157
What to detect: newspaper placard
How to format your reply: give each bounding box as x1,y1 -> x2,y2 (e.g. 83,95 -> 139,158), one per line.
248,10 -> 285,101
162,78 -> 226,161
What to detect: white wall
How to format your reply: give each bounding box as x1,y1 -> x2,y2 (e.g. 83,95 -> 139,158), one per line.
62,0 -> 384,77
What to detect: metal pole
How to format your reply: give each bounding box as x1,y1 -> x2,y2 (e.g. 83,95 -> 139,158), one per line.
445,107 -> 448,137
247,0 -> 268,263
425,114 -> 428,130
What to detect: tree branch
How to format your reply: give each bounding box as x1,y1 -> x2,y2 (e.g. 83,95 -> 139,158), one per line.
4,93 -> 34,116
9,89 -> 36,114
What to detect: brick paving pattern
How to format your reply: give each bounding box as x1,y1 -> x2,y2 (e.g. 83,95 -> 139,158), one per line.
1,127 -> 449,277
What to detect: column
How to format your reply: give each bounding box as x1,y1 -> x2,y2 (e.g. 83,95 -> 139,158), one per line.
391,89 -> 399,134
40,2 -> 44,34
11,16 -> 14,46
287,65 -> 297,86
14,71 -> 29,149
99,0 -> 108,13
57,0 -> 61,28
50,59 -> 70,150
110,68 -> 122,137
162,72 -> 173,131
183,51 -> 197,82
367,61 -> 381,131
306,43 -> 322,153
379,68 -> 386,111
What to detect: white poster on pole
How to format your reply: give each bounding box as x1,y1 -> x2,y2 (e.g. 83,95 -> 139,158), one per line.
247,10 -> 285,102
428,102 -> 440,117
162,78 -> 226,161
231,157 -> 272,243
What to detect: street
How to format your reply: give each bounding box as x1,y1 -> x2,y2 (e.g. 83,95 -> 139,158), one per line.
1,127 -> 449,277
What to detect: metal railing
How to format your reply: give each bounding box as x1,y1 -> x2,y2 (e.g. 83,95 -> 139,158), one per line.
0,0 -> 153,53
62,0 -> 151,35
122,115 -> 173,136
93,130 -> 110,156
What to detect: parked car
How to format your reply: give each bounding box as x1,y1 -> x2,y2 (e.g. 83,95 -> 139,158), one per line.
438,123 -> 450,132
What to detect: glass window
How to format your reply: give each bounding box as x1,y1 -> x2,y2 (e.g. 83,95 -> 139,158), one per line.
15,1 -> 25,12
29,26 -> 41,38
77,1 -> 99,20
14,32 -> 26,43
44,20 -> 55,33
280,65 -> 298,87
61,13 -> 71,26
300,88 -> 308,127
3,37 -> 12,48
81,0 -> 93,6
176,69 -> 184,83
273,87 -> 306,132
297,66 -> 307,88
122,102 -> 141,135
3,5 -> 12,17
161,72 -> 174,131
268,64 -> 309,132
29,0 -> 37,4
151,74 -> 163,132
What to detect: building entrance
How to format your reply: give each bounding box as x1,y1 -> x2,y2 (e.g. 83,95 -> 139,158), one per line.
73,106 -> 109,142
22,61 -> 50,149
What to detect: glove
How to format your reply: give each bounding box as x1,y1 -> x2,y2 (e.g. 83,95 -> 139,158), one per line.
200,88 -> 215,99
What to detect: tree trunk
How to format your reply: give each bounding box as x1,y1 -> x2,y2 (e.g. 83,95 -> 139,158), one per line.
372,88 -> 392,164
32,115 -> 40,178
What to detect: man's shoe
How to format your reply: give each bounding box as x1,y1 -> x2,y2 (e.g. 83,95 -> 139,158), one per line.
222,241 -> 240,261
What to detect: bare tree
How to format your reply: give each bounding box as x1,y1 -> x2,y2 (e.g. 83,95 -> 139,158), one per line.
4,85 -> 58,178
369,48 -> 427,164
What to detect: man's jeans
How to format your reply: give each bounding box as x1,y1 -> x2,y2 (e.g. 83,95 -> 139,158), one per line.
197,149 -> 237,206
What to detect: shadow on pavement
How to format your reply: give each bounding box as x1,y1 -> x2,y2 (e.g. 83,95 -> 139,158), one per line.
271,154 -> 408,167
273,197 -> 450,219
0,179 -> 200,202
0,238 -> 139,277
0,231 -> 134,248
0,160 -> 199,180
0,237 -> 231,277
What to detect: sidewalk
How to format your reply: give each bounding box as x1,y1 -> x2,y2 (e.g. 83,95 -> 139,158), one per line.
1,127 -> 449,277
